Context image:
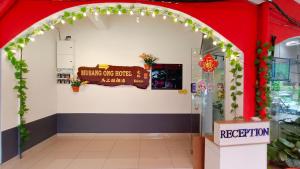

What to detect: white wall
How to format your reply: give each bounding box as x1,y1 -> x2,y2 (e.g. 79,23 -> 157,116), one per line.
1,31 -> 57,131
57,15 -> 202,114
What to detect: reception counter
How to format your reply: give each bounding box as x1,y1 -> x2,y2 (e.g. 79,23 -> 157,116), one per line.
204,119 -> 270,169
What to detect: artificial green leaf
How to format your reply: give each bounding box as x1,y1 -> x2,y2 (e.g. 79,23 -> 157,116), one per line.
236,91 -> 243,95
230,85 -> 236,90
64,11 -> 71,17
279,138 -> 295,148
279,151 -> 288,161
80,7 -> 87,13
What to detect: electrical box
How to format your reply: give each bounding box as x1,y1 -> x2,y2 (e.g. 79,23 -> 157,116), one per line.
57,40 -> 74,69
56,40 -> 74,84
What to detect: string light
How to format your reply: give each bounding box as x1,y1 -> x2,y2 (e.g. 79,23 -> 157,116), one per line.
184,22 -> 189,27
19,43 -> 25,48
50,25 -> 55,30
195,27 -> 199,32
39,30 -> 44,35
152,12 -> 156,18
203,34 -> 208,39
61,19 -> 66,24
174,17 -> 178,22
107,10 -> 111,15
163,15 -> 167,20
29,37 -> 35,42
213,41 -> 217,46
130,10 -> 134,15
83,12 -> 87,17
72,16 -> 76,21
118,11 -> 122,15
222,48 -> 226,52
94,12 -> 99,16
141,11 -> 145,16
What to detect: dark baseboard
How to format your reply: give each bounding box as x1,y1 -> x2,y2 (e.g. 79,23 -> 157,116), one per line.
57,113 -> 200,133
1,114 -> 57,163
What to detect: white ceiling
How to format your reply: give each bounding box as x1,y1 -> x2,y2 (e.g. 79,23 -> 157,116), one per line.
248,0 -> 265,4
249,0 -> 300,5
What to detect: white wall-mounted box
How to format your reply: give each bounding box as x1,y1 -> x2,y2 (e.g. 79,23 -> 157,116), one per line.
57,41 -> 74,69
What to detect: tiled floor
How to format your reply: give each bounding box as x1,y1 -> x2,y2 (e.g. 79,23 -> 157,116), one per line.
0,134 -> 193,169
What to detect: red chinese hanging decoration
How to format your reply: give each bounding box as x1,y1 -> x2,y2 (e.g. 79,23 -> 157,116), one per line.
199,53 -> 219,72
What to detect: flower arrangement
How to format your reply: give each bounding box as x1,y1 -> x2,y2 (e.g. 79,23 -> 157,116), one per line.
69,77 -> 88,92
139,53 -> 158,70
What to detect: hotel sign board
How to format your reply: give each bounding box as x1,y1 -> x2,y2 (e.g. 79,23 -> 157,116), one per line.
214,120 -> 270,146
77,64 -> 150,89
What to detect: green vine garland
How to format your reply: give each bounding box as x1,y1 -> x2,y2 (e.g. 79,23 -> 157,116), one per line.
255,41 -> 274,118
3,4 -> 243,151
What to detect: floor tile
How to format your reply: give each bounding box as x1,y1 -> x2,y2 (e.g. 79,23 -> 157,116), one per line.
65,159 -> 105,169
102,158 -> 138,169
171,158 -> 193,168
139,158 -> 174,169
0,134 -> 192,169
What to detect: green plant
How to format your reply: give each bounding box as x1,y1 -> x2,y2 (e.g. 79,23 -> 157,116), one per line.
268,118 -> 300,168
5,47 -> 30,152
255,41 -> 274,119
70,78 -> 88,87
139,53 -> 158,66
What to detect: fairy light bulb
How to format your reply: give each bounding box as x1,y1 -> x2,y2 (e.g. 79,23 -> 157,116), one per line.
222,48 -> 226,52
130,10 -> 134,15
136,17 -> 140,23
39,30 -> 44,35
184,22 -> 189,27
94,12 -> 99,16
163,15 -> 167,20
118,11 -> 122,15
83,12 -> 87,17
213,41 -> 217,46
107,10 -> 111,15
61,19 -> 66,24
174,18 -> 178,22
29,37 -> 35,42
152,12 -> 156,18
141,11 -> 145,16
50,25 -> 55,30
72,16 -> 76,21
203,34 -> 208,39
20,43 -> 25,48
195,27 -> 199,32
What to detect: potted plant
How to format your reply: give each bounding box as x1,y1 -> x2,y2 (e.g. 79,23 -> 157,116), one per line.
139,53 -> 158,70
268,117 -> 300,168
70,77 -> 88,92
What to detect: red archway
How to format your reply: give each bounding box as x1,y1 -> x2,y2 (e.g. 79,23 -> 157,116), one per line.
0,0 -> 258,118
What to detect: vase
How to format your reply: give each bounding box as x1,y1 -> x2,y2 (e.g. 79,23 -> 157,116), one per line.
144,64 -> 151,70
72,86 -> 80,92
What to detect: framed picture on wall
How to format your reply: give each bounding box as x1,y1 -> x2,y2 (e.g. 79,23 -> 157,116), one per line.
151,64 -> 183,90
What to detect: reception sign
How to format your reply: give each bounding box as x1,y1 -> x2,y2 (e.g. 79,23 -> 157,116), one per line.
214,120 -> 270,146
77,64 -> 150,89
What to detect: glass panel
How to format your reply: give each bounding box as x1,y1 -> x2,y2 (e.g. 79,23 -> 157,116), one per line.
191,38 -> 225,136
270,37 -> 300,140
